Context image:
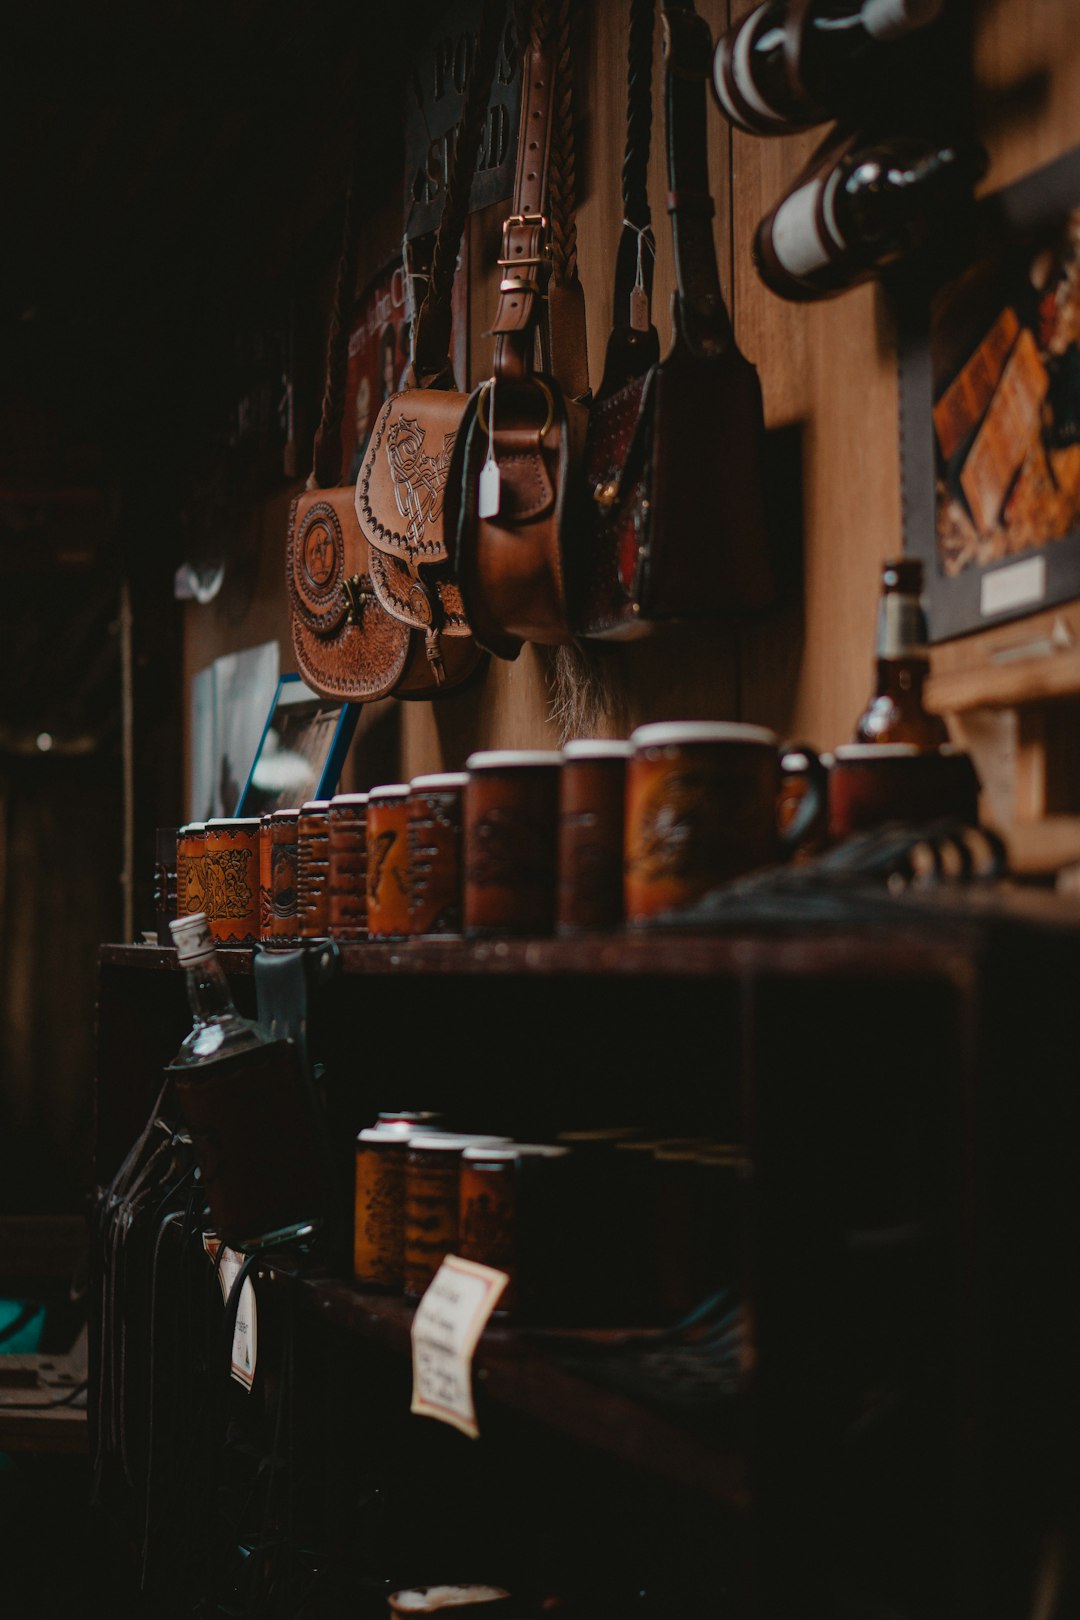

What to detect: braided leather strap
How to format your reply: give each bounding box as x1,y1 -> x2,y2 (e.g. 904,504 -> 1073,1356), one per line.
663,0 -> 735,357
545,0 -> 589,400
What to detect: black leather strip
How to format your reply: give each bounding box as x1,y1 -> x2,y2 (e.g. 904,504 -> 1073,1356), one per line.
413,0 -> 507,382
612,0 -> 657,332
662,0 -> 735,359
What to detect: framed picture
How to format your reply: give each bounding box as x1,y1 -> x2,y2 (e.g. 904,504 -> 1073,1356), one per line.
235,674 -> 359,818
900,145 -> 1080,641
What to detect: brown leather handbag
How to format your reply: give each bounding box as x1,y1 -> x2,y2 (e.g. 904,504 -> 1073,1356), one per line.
447,0 -> 591,663
576,0 -> 775,640
353,0 -> 506,689
287,158 -> 477,700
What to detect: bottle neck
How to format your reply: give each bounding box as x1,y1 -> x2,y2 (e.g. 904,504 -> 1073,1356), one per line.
183,952 -> 238,1025
874,653 -> 930,699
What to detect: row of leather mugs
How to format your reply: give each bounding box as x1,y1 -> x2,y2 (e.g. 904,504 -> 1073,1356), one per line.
171,719 -> 981,944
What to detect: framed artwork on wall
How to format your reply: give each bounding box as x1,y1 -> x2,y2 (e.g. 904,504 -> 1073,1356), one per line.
900,144 -> 1080,641
235,674 -> 359,818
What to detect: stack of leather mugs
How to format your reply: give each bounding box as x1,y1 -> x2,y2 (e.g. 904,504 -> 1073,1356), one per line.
353,1112 -> 747,1326
172,719 -> 844,945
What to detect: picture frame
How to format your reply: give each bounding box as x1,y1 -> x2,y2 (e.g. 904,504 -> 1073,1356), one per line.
234,673 -> 360,818
900,144 -> 1080,642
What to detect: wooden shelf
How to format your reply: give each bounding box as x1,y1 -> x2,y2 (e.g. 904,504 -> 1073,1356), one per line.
99,920 -> 979,984
276,1275 -> 748,1506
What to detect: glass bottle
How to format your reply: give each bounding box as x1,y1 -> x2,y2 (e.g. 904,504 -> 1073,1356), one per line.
753,131 -> 981,303
170,912 -> 270,1069
713,0 -> 944,136
168,912 -> 325,1251
853,558 -> 949,746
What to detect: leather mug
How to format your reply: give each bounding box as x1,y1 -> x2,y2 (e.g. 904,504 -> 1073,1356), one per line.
327,793 -> 368,941
403,1133 -> 508,1299
828,744 -> 981,841
269,808 -> 301,942
624,721 -> 825,923
366,785 -> 412,940
556,739 -> 632,935
203,818 -> 261,944
176,823 -> 207,918
463,751 -> 563,937
258,815 -> 274,941
457,1143 -> 572,1319
297,799 -> 331,939
408,772 -> 468,937
354,1122 -> 414,1290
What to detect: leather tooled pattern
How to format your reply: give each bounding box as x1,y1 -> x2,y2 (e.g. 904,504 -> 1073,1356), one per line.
290,588 -> 411,701
356,393 -> 461,565
328,807 -> 367,939
287,496 -> 348,634
579,373 -> 653,637
269,831 -> 298,938
297,820 -> 331,939
203,849 -> 257,920
408,790 -> 463,935
367,550 -> 472,635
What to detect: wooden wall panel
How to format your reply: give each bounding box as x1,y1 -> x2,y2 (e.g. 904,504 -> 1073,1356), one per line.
181,0 -> 1080,807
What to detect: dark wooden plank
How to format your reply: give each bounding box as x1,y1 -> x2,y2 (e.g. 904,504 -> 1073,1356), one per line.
283,1277 -> 748,1506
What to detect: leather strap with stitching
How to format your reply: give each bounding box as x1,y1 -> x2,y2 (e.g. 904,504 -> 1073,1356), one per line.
411,0 -> 507,384
663,0 -> 735,359
490,0 -> 559,383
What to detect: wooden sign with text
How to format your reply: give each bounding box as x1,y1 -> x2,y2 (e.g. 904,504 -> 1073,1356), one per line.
403,0 -> 520,241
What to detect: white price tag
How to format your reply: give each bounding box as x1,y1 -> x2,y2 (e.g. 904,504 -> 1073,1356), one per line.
478,379 -> 501,519
203,1236 -> 258,1392
478,458 -> 501,520
410,1255 -> 508,1438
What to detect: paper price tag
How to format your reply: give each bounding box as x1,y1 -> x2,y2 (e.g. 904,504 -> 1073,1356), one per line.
478,458 -> 501,520
410,1255 -> 508,1438
203,1236 -> 258,1392
629,285 -> 649,333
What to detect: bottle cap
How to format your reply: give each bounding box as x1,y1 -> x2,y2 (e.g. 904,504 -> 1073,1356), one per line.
170,913 -> 215,965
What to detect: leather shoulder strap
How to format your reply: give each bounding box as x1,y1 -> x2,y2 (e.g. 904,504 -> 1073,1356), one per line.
411,0 -> 507,385
662,0 -> 735,359
546,0 -> 590,401
599,0 -> 660,393
489,0 -> 559,384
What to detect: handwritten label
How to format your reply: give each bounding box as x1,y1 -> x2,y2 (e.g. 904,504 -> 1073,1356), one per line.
203,1236 -> 258,1392
410,1254 -> 508,1438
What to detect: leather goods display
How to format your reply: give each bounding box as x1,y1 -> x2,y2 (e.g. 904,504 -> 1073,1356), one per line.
577,0 -> 775,639
448,0 -> 592,661
353,0 -> 505,687
288,144 -> 478,700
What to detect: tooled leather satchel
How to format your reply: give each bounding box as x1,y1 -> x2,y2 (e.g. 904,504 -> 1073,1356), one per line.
353,0 -> 506,687
446,0 -> 591,662
287,159 -> 478,701
576,0 -> 775,639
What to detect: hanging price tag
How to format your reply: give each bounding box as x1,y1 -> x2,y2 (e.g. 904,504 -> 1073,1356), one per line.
626,218 -> 654,333
478,380 -> 501,519
203,1236 -> 258,1392
410,1254 -> 508,1438
629,285 -> 649,333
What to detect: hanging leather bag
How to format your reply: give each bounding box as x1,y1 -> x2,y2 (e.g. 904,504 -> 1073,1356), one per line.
287,162 -> 479,700
353,0 -> 506,687
447,0 -> 592,662
576,0 -> 775,639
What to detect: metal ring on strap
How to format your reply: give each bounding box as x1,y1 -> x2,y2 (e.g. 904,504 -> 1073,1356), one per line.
477,377 -> 555,440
